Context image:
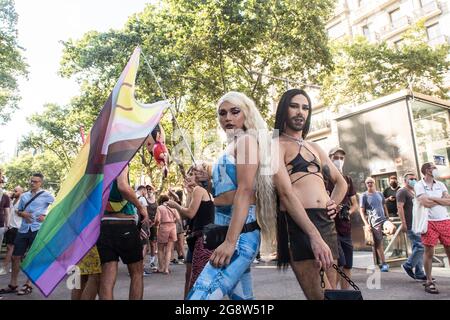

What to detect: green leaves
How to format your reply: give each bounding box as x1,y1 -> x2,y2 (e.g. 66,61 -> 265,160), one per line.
8,1 -> 335,190
0,0 -> 28,123
321,22 -> 450,109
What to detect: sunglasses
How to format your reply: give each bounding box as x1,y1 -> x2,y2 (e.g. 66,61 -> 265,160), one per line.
30,180 -> 41,183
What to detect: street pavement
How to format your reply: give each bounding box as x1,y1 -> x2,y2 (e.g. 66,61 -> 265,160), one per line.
1,255 -> 449,300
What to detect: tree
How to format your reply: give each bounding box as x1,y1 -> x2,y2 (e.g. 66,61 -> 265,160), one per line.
320,21 -> 450,109
19,103 -> 87,169
0,0 -> 28,123
58,0 -> 336,186
4,151 -> 66,193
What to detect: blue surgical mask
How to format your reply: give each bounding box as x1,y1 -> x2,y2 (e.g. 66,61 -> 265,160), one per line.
408,179 -> 416,188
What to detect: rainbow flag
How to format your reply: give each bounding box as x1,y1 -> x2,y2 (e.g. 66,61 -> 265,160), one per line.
21,47 -> 169,297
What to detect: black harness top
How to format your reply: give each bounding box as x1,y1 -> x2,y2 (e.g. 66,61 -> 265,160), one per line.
283,134 -> 323,185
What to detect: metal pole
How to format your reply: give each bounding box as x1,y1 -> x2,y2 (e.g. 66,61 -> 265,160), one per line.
405,81 -> 421,178
140,49 -> 197,166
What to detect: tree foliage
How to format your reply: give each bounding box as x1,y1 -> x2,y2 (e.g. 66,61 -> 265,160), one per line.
60,0 -> 334,112
20,103 -> 87,169
4,151 -> 65,193
38,0 -> 334,189
0,0 -> 28,123
321,21 -> 450,108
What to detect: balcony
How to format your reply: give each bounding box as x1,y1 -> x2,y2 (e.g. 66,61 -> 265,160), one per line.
362,31 -> 381,43
413,0 -> 441,20
428,35 -> 450,47
380,16 -> 412,38
331,1 -> 350,19
352,0 -> 400,24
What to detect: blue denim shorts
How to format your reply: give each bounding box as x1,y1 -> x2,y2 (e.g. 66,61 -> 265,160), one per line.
187,205 -> 260,300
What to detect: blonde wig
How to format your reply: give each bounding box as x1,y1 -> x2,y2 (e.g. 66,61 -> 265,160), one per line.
217,91 -> 276,253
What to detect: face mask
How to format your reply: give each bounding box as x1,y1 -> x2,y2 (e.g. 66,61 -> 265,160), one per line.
332,160 -> 344,172
431,169 -> 439,178
408,180 -> 416,188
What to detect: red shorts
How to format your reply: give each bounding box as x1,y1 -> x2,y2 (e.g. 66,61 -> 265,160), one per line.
421,220 -> 450,247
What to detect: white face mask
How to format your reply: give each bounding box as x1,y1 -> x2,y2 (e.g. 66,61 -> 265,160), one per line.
431,169 -> 439,178
332,160 -> 344,172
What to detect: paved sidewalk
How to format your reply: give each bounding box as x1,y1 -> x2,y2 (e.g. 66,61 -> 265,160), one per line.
1,255 -> 449,300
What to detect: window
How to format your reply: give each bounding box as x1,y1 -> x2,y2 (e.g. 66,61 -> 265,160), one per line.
394,39 -> 403,48
359,0 -> 371,8
412,101 -> 450,191
389,8 -> 401,24
362,24 -> 371,40
328,22 -> 346,39
426,23 -> 441,40
420,0 -> 434,7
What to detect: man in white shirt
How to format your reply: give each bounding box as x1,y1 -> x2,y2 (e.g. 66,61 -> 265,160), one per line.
415,162 -> 450,294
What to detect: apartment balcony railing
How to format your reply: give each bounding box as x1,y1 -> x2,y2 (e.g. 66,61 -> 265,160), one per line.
380,16 -> 412,36
352,0 -> 399,23
413,0 -> 441,19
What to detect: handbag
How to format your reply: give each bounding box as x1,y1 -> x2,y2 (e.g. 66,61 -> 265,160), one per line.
186,230 -> 202,252
202,221 -> 260,250
364,226 -> 374,246
322,264 -> 363,300
412,198 -> 428,234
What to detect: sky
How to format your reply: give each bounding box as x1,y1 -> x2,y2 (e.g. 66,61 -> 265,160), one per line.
0,0 -> 151,161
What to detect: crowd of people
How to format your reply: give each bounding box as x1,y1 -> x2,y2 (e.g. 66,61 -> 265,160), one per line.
0,89 -> 449,300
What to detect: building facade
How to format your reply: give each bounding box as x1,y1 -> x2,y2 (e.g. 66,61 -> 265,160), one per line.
327,0 -> 450,48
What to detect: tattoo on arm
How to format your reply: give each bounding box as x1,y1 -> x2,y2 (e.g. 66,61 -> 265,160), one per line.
323,164 -> 331,182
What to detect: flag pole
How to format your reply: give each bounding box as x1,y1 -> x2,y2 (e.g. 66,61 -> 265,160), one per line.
140,49 -> 197,166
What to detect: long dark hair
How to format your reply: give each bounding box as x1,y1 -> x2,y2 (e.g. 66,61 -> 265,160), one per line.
273,89 -> 312,139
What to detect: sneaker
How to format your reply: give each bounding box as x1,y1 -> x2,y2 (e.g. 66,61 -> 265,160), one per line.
0,268 -> 7,276
170,259 -> 179,265
380,263 -> 389,272
143,270 -> 152,276
252,259 -> 260,264
150,262 -> 156,269
177,259 -> 185,264
401,264 -> 415,280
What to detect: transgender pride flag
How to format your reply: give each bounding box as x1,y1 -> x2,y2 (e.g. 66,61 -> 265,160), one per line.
21,47 -> 169,296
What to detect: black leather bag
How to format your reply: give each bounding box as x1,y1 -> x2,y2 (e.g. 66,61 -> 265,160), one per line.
186,231 -> 201,252
202,221 -> 260,251
202,224 -> 228,250
324,289 -> 363,300
322,264 -> 363,300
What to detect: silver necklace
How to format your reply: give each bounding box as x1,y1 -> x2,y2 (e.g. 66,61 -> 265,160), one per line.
282,132 -> 304,145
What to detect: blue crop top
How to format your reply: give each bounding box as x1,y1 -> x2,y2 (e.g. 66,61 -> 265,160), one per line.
212,153 -> 238,197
